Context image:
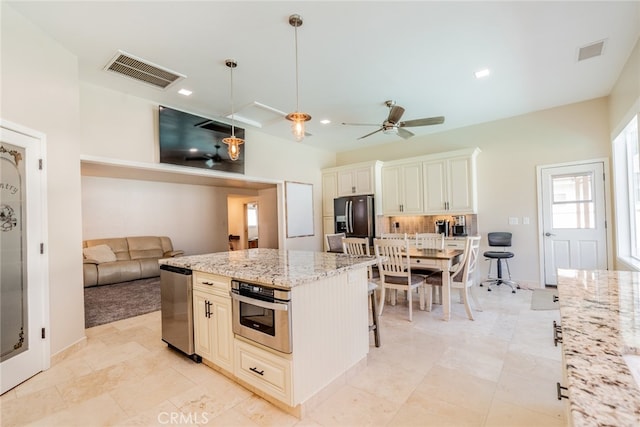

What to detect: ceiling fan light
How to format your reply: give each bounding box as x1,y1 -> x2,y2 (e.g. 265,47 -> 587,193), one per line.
286,111 -> 311,142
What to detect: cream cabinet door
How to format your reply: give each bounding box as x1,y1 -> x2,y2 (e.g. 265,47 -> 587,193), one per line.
322,172 -> 337,217
423,156 -> 475,214
337,166 -> 373,196
193,289 -> 233,372
446,156 -> 474,213
382,163 -> 423,215
210,294 -> 233,372
193,290 -> 214,362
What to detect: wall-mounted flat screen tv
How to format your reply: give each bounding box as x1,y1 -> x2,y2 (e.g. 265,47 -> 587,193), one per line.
158,105 -> 245,174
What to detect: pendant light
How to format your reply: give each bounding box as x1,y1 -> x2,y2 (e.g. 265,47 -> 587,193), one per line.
285,14 -> 311,142
222,59 -> 244,161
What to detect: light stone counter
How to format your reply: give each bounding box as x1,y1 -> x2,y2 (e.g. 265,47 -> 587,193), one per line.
159,248 -> 378,288
557,269 -> 640,427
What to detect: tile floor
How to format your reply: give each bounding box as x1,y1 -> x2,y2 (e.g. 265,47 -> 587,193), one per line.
1,285 -> 567,426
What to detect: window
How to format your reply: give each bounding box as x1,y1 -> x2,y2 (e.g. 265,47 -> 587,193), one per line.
551,173 -> 595,229
613,114 -> 640,263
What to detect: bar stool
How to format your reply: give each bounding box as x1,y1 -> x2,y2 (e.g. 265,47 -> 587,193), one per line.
481,232 -> 519,293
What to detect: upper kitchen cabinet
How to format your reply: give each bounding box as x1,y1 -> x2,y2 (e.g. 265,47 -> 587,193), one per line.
322,172 -> 338,217
381,161 -> 424,215
322,161 -> 383,212
336,163 -> 379,196
423,148 -> 480,214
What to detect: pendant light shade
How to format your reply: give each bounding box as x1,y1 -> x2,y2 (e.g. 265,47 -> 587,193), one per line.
222,59 -> 244,161
285,14 -> 311,142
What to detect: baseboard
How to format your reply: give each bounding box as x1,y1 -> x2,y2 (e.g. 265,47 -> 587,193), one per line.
50,335 -> 88,366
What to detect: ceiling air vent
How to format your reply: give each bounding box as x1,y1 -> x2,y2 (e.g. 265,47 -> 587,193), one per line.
577,39 -> 606,62
104,50 -> 185,89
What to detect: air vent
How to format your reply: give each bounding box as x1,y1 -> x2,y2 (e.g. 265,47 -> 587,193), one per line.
104,51 -> 185,89
577,40 -> 606,62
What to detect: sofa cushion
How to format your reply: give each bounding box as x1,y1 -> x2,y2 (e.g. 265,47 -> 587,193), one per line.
85,238 -> 131,261
139,258 -> 161,278
97,260 -> 141,285
128,236 -> 163,260
82,244 -> 117,263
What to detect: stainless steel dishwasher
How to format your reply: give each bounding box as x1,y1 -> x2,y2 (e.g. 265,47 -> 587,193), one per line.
160,264 -> 200,362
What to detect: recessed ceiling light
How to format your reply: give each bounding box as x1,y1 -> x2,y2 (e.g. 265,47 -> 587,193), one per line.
178,88 -> 192,96
320,119 -> 331,125
474,68 -> 491,79
189,148 -> 198,152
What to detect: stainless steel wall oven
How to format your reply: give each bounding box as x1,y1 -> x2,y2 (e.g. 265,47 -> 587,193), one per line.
231,280 -> 292,354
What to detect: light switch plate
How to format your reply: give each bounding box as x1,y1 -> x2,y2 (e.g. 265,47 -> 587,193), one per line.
523,216 -> 530,225
509,217 -> 519,225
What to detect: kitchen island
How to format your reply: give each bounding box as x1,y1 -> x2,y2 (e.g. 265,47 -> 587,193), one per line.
557,269 -> 640,426
159,248 -> 378,417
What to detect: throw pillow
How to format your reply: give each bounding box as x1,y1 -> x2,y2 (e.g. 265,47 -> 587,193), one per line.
83,244 -> 117,263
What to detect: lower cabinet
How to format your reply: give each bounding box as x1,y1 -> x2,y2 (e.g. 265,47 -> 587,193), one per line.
234,338 -> 293,405
193,273 -> 233,373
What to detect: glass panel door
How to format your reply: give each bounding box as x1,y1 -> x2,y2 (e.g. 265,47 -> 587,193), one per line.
0,143 -> 28,362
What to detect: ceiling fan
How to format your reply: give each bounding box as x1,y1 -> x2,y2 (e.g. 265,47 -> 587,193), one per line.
342,100 -> 445,140
185,143 -> 226,167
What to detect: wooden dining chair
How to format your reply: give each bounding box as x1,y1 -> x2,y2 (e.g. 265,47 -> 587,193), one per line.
325,232 -> 346,253
413,232 -> 446,303
342,237 -> 380,347
423,235 -> 482,320
374,237 -> 425,322
415,232 -> 445,250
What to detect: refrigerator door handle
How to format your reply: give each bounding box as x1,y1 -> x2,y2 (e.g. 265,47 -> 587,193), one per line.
344,201 -> 350,233
350,200 -> 355,234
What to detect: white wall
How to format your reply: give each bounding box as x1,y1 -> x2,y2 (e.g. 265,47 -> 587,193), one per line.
2,4 -> 85,356
337,98 -> 612,286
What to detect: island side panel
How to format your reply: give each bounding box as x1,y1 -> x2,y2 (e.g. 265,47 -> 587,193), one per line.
290,267 -> 369,404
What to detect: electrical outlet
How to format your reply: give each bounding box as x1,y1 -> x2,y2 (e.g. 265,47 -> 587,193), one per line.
523,216 -> 530,225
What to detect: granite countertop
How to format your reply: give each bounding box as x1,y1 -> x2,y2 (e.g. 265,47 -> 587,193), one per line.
557,269 -> 640,426
159,248 -> 378,289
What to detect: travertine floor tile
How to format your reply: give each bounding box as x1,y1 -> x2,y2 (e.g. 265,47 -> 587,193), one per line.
1,287 -> 569,427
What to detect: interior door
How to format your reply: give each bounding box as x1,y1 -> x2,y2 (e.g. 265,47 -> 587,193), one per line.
0,122 -> 48,394
540,162 -> 607,285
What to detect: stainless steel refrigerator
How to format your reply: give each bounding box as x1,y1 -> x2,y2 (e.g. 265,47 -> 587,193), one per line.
334,195 -> 376,245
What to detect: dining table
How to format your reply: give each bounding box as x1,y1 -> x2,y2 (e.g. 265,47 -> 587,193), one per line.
407,247 -> 464,321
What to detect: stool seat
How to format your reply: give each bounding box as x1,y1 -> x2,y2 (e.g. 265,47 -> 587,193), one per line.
483,251 -> 514,259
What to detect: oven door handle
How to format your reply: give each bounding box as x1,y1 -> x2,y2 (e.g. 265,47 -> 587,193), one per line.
231,292 -> 289,312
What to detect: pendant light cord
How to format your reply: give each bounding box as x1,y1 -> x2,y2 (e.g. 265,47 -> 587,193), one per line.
230,63 -> 236,137
294,23 -> 300,112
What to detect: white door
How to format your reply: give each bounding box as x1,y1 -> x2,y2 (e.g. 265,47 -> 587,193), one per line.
0,122 -> 49,394
540,162 -> 607,285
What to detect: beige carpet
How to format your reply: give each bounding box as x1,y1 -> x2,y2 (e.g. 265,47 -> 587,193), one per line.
530,288 -> 559,310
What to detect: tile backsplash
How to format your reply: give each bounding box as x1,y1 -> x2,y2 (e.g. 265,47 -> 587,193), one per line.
377,214 -> 478,237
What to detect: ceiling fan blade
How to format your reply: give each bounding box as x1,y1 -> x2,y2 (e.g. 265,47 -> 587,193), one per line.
399,116 -> 445,127
397,128 -> 415,139
357,128 -> 383,140
342,122 -> 382,127
387,105 -> 405,124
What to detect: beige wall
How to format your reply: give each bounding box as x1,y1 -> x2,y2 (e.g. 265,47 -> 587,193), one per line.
609,37 -> 640,136
2,4 -> 86,355
82,176 -> 261,255
337,98 -> 612,286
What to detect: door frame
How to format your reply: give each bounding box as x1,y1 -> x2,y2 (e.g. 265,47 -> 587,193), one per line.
0,119 -> 50,393
536,158 -> 613,286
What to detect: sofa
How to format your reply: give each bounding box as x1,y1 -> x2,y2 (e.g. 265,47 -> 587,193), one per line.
82,236 -> 183,287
